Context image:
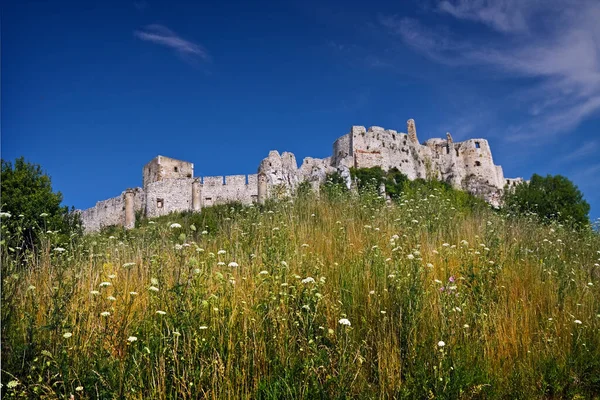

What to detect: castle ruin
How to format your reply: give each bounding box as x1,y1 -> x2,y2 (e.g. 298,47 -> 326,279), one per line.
80,119 -> 522,232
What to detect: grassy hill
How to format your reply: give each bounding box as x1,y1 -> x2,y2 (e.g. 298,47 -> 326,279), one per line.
2,184 -> 599,399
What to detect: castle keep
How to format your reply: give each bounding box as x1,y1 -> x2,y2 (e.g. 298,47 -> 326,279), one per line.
80,119 -> 522,232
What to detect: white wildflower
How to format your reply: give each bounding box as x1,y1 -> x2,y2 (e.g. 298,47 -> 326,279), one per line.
127,336 -> 137,342
437,341 -> 445,347
338,318 -> 351,326
99,282 -> 111,287
156,310 -> 167,315
63,332 -> 72,338
228,261 -> 239,268
100,311 -> 110,317
149,286 -> 159,292
302,277 -> 315,284
217,249 -> 226,255
170,223 -> 182,229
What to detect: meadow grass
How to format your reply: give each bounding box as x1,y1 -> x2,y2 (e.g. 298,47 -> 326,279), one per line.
2,185 -> 599,399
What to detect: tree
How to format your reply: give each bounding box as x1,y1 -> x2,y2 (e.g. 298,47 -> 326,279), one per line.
503,173 -> 590,226
1,157 -> 81,251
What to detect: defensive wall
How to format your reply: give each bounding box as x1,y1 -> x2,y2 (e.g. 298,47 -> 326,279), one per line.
79,118 -> 522,232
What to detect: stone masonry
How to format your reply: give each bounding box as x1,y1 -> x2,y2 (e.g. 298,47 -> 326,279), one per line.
80,119 -> 521,232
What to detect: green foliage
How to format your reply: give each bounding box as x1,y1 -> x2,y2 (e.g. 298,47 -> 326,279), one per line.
321,172 -> 348,200
503,173 -> 590,227
1,157 -> 81,253
350,167 -> 408,200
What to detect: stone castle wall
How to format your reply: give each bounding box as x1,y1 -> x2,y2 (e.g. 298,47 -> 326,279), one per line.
79,118 -> 521,232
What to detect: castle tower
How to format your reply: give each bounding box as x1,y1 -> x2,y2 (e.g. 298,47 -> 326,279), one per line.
257,173 -> 267,204
407,119 -> 419,143
192,178 -> 201,211
143,155 -> 194,189
124,189 -> 135,229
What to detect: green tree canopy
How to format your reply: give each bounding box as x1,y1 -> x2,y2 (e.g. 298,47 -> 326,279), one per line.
503,173 -> 590,227
1,157 -> 81,250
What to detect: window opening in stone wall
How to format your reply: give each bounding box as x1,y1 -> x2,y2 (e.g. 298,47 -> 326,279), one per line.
157,198 -> 164,208
475,142 -> 481,149
187,174 -> 192,178
446,145 -> 450,154
174,167 -> 179,172
475,161 -> 481,166
455,148 -> 459,156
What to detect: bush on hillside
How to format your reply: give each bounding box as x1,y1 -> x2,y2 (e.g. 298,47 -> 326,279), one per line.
1,157 -> 81,255
503,173 -> 590,227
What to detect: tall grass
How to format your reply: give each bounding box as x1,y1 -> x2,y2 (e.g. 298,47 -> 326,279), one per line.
2,186 -> 599,399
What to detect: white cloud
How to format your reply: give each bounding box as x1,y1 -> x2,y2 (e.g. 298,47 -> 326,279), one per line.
380,0 -> 600,141
134,25 -> 210,62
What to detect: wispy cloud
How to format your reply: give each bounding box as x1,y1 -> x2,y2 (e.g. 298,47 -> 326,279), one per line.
560,140 -> 599,163
134,24 -> 210,63
380,0 -> 600,141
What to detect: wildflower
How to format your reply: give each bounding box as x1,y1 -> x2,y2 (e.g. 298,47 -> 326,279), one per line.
54,247 -> 66,253
369,290 -> 375,295
588,282 -> 594,286
380,310 -> 386,314
129,291 -> 138,295
217,250 -> 226,255
302,277 -> 315,284
151,278 -> 159,285
174,244 -> 183,250
28,285 -> 36,291
338,318 -> 351,326
127,336 -> 138,342
149,286 -> 159,292
0,212 -> 12,218
90,290 -> 100,295
217,261 -> 225,266
170,223 -> 182,229
434,279 -> 442,284
460,240 -> 468,246
199,325 -> 208,330
437,341 -> 446,347
75,386 -> 83,392
99,282 -> 111,287
63,332 -> 72,339
123,262 -> 135,268
101,311 -> 111,317
201,230 -> 208,235
574,320 -> 582,324
426,263 -> 434,268
156,310 -> 167,315
40,212 -> 49,217
448,276 -> 455,283
407,254 -> 415,260
281,261 -> 288,267
7,380 -> 19,388
107,296 -> 116,301
259,270 -> 269,275
108,274 -> 116,279
387,274 -> 396,279
463,324 -> 469,328
301,243 -> 309,248
228,262 -> 239,268
442,243 -> 450,247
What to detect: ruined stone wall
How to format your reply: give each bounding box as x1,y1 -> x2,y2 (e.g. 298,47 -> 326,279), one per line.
143,155 -> 194,188
81,187 -> 144,232
349,126 -> 428,180
145,178 -> 194,218
199,174 -> 258,206
257,119 -> 521,207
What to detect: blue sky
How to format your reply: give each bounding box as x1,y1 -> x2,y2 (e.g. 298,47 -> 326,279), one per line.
3,0 -> 599,220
